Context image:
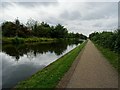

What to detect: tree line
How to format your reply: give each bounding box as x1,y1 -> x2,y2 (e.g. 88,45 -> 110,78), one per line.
2,40 -> 82,60
89,30 -> 120,53
1,19 -> 87,39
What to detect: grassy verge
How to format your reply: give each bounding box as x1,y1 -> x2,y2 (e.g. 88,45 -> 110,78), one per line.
94,43 -> 119,73
2,37 -> 56,44
14,41 -> 87,89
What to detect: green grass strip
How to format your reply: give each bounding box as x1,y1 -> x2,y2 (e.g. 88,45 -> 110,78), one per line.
2,37 -> 56,44
94,43 -> 119,73
15,41 -> 87,89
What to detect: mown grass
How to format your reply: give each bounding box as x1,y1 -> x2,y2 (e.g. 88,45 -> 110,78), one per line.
14,41 -> 87,89
94,43 -> 119,73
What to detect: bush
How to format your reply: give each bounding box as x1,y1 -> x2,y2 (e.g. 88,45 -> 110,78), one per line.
89,29 -> 120,53
12,37 -> 24,44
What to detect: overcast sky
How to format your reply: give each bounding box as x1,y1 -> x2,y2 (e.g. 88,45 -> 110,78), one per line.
0,0 -> 119,36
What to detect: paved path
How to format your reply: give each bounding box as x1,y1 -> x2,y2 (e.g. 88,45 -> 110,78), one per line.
65,40 -> 118,88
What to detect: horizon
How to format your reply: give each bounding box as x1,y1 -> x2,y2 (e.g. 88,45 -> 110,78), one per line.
0,1 -> 118,36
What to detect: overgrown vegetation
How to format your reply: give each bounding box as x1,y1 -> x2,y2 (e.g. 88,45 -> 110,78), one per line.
89,30 -> 120,72
1,19 -> 87,39
15,41 -> 87,89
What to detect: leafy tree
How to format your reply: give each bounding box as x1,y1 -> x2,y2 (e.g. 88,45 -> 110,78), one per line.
1,19 -> 87,40
2,21 -> 17,37
52,24 -> 68,38
2,19 -> 31,37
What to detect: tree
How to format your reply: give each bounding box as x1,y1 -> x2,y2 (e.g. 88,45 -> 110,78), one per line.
2,21 -> 17,37
1,19 -> 87,39
26,18 -> 36,31
51,24 -> 68,38
2,19 -> 31,37
89,30 -> 119,53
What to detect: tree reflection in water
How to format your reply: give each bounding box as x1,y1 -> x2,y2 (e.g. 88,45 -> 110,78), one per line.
2,40 -> 83,61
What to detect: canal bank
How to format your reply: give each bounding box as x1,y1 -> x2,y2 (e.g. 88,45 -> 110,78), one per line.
2,40 -> 81,89
14,41 -> 87,89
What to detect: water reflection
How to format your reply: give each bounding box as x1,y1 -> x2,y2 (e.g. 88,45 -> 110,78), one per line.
2,40 -> 83,89
2,40 -> 80,61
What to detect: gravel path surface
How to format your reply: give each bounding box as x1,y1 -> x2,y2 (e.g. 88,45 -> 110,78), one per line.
57,40 -> 118,88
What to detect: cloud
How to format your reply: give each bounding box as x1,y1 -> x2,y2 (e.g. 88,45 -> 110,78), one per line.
0,2 -> 118,36
60,10 -> 81,20
93,23 -> 102,27
2,2 -> 58,8
16,2 -> 58,7
2,0 -> 57,2
2,0 -> 119,2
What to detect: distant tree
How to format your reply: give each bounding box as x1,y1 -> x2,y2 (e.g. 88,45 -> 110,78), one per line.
1,19 -> 87,39
51,24 -> 68,38
17,24 -> 30,37
26,18 -> 36,31
15,18 -> 20,26
2,21 -> 17,37
2,19 -> 31,37
79,34 -> 87,40
68,32 -> 75,38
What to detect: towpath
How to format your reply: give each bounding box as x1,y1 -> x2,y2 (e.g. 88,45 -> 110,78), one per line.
57,40 -> 118,88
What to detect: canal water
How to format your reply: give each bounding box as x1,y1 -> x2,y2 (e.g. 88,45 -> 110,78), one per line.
1,40 -> 82,89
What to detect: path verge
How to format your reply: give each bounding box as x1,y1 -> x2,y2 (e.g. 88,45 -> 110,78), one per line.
14,41 -> 87,89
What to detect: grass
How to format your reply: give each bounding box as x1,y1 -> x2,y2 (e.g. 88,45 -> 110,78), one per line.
2,37 -> 56,44
14,41 -> 87,89
94,43 -> 119,73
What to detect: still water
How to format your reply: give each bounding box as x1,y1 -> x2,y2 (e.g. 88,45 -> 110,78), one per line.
1,40 -> 82,89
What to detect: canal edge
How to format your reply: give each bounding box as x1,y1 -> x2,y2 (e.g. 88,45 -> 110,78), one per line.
56,42 -> 87,88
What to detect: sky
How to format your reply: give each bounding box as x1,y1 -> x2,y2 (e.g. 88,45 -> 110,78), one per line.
0,0 -> 119,36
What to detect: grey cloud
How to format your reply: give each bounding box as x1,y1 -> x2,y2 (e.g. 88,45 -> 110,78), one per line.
16,2 -> 58,7
60,10 -> 81,20
82,14 -> 107,20
2,2 -> 12,8
81,2 -> 117,20
0,2 -> 118,36
2,2 -> 58,8
93,23 -> 102,27
2,0 -> 57,2
105,22 -> 117,29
